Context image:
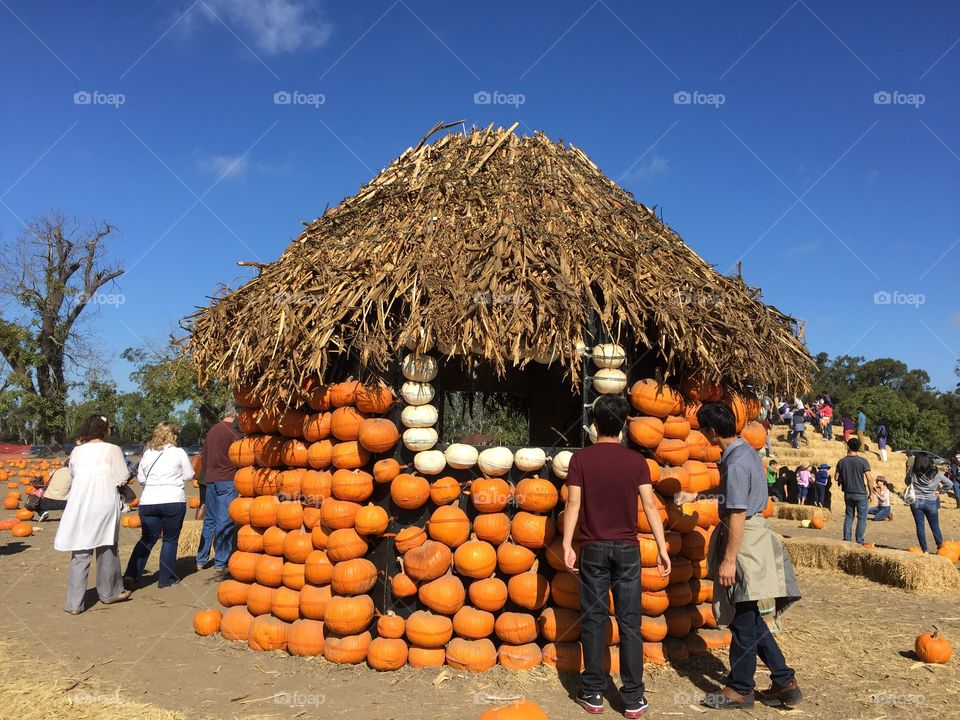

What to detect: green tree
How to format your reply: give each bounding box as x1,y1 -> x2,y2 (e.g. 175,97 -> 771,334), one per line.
0,213 -> 123,443
122,342 -> 229,437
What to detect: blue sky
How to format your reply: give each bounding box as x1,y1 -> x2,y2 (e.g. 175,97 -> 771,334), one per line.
1,0 -> 958,392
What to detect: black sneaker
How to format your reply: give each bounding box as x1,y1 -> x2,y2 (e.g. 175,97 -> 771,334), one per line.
37,511 -> 49,522
575,691 -> 604,714
624,696 -> 649,718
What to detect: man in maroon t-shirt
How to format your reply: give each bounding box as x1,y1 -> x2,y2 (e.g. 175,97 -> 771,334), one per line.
562,395 -> 671,718
199,405 -> 241,571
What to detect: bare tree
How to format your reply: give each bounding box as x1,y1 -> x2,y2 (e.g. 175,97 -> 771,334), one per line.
0,212 -> 123,443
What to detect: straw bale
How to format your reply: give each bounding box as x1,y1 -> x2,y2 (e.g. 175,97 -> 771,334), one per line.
784,537 -> 960,594
773,504 -> 830,521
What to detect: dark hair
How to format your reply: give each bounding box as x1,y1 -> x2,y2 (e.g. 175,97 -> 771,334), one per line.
77,414 -> 110,442
912,454 -> 935,479
593,395 -> 630,437
696,402 -> 737,438
846,437 -> 861,452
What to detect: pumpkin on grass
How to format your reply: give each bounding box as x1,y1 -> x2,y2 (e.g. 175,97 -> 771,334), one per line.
220,606 -> 255,641
478,700 -> 548,720
367,637 -> 408,671
248,615 -> 289,651
193,609 -> 223,636
446,637 -> 497,672
915,626 -> 952,664
286,619 -> 325,656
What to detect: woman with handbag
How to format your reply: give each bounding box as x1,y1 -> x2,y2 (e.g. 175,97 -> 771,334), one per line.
904,454 -> 952,553
123,422 -> 195,589
54,415 -> 133,614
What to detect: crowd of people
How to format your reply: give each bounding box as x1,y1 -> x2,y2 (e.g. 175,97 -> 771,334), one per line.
37,407 -> 242,613
18,395 -> 959,716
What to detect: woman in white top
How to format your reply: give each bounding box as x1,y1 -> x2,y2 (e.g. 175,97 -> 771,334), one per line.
122,422 -> 195,589
54,414 -> 133,613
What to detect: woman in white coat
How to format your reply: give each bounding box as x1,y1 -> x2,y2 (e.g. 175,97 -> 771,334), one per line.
54,415 -> 133,613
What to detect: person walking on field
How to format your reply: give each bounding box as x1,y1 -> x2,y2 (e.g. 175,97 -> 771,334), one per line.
694,402 -> 801,710
836,438 -> 874,545
875,421 -> 888,463
54,415 -> 133,614
562,394 -> 671,718
905,454 -> 952,553
200,405 -> 242,572
123,423 -> 194,589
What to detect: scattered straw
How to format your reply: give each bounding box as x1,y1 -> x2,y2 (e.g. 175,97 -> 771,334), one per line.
784,537 -> 960,594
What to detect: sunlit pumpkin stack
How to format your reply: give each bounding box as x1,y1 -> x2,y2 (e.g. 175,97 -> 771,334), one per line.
199,345 -> 772,672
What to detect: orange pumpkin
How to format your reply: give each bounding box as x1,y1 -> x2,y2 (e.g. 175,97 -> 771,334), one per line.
445,637 -> 497,672
323,594 -> 375,635
330,407 -> 368,442
427,505 -> 470,547
390,473 -> 430,510
418,574 -> 466,615
628,417 -> 664,449
331,441 -> 370,470
915,626 -> 952,664
740,420 -> 767,451
511,512 -> 556,549
468,577 -> 509,612
324,630 -> 372,664
405,610 -> 453,648
366,636 -> 408,671
331,469 -> 374,503
217,579 -> 251,607
286,618 -> 325,656
357,418 -> 399,454
515,477 -> 559,513
302,412 -> 332,443
472,512 -> 511,545
429,476 -> 462,505
454,538 -> 498,578
629,379 -> 683,418
220,606 -> 255,641
355,383 -> 395,414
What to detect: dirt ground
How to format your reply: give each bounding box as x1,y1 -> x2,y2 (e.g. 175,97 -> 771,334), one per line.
2,504 -> 959,720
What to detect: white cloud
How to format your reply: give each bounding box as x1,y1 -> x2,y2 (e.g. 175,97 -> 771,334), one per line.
628,155 -> 669,182
198,154 -> 250,179
191,0 -> 333,54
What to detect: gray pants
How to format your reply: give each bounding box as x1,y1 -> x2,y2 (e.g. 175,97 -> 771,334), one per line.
67,545 -> 123,612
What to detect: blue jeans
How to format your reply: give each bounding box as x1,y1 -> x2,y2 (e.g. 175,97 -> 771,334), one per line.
952,479 -> 960,506
727,601 -> 794,695
196,484 -> 215,566
910,498 -> 943,552
843,495 -> 869,544
124,502 -> 186,587
579,541 -> 644,704
823,423 -> 833,440
797,486 -> 808,504
205,480 -> 239,567
868,505 -> 891,521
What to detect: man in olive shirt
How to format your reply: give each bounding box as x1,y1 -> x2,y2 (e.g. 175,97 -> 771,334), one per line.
836,438 -> 874,545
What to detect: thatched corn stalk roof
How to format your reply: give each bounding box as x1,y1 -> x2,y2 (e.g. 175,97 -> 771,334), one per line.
187,123 -> 813,405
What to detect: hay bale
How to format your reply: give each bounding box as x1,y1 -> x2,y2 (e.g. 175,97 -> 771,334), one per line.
784,537 -> 960,594
773,503 -> 830,522
176,519 -> 203,559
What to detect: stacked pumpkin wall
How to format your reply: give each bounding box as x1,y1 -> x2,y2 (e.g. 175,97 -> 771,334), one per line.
211,349 -> 768,670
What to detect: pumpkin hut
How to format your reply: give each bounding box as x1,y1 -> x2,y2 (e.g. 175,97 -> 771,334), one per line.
187,123 -> 813,669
